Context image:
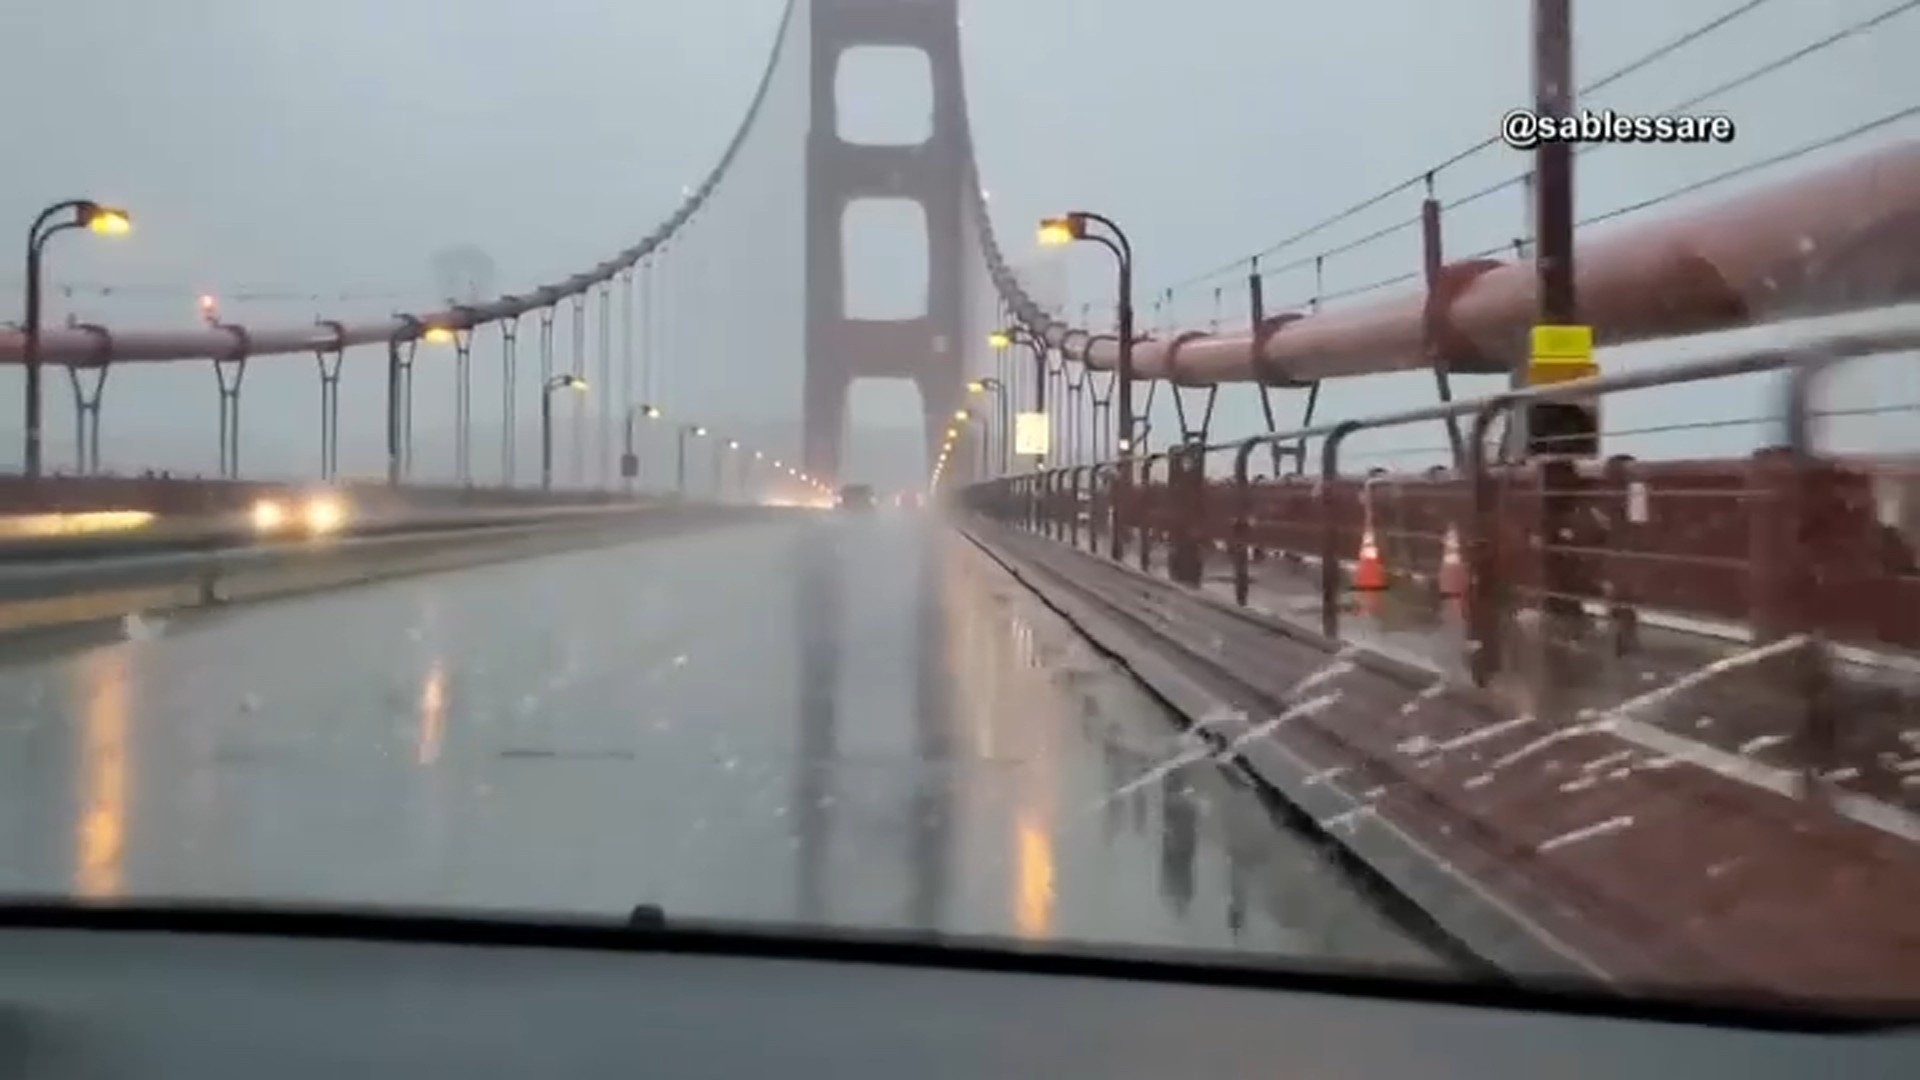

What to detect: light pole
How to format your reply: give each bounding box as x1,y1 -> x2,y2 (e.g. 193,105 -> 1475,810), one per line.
988,325 -> 1049,469
541,374 -> 588,490
717,438 -> 740,501
22,200 -> 131,478
950,409 -> 975,483
623,402 -> 662,491
676,423 -> 706,498
967,377 -> 1007,476
1041,211 -> 1133,559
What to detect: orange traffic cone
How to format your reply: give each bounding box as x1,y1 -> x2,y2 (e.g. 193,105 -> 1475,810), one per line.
1437,524 -> 1467,598
1353,523 -> 1388,591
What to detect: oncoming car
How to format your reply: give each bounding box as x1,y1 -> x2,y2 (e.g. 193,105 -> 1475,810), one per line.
250,490 -> 350,537
836,484 -> 876,511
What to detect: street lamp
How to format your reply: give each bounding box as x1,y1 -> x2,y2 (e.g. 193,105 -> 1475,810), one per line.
1039,210 -> 1133,559
22,199 -> 132,477
719,438 -> 740,501
541,374 -> 588,489
989,324 -> 1051,468
968,377 -> 1009,476
622,402 -> 663,490
676,423 -> 707,497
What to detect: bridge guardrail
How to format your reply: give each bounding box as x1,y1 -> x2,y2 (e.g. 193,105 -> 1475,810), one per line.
0,502 -> 757,635
0,475 -> 643,516
963,312 -> 1920,814
0,497 -> 674,562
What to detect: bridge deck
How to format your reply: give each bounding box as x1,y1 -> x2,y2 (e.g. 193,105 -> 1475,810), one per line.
0,511 -> 1434,969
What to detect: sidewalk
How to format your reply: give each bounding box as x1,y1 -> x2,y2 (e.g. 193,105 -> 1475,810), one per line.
1173,547 -> 1920,826
989,524 -> 1920,1000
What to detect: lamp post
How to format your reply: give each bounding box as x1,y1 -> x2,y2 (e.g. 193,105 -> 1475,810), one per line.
22,200 -> 131,478
967,377 -> 1007,476
623,402 -> 662,491
541,374 -> 588,490
988,325 -> 1050,469
1040,211 -> 1133,559
717,438 -> 740,501
676,423 -> 706,498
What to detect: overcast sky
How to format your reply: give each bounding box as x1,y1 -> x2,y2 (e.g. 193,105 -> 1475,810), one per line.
0,0 -> 1914,485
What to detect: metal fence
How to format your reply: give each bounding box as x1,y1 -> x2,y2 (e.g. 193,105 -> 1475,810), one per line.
964,314 -> 1920,808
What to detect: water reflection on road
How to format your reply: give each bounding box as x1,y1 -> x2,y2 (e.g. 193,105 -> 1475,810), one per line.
0,510 -> 1437,970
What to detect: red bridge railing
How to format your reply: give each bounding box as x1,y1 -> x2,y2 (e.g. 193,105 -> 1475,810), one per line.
963,312 -> 1920,809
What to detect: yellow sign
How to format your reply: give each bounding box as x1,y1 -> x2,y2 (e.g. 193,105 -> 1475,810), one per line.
1528,323 -> 1596,385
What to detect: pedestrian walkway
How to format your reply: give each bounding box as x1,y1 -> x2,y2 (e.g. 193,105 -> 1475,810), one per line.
1156,546 -> 1920,827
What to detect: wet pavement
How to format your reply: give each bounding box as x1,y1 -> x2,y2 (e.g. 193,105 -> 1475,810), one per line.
0,509 -> 1438,970
1201,554 -> 1920,817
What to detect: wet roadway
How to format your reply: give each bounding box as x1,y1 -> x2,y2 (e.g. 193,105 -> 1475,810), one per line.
0,508 -> 1439,971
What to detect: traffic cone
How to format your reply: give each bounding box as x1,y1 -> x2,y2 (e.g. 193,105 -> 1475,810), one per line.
1437,524 -> 1467,598
1352,523 -> 1388,591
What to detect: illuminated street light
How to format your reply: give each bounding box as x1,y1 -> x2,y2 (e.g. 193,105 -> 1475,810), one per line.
994,323 -> 1053,470
198,293 -> 219,326
675,423 -> 707,497
622,403 -> 664,490
1036,215 -> 1082,247
422,325 -> 457,345
966,376 -> 1009,476
987,329 -> 1012,350
85,206 -> 132,236
21,199 -> 133,477
540,374 -> 588,490
1039,208 -> 1133,559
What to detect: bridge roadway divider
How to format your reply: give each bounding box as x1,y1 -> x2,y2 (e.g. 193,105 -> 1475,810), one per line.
959,516 -> 1920,1003
0,501 -> 780,639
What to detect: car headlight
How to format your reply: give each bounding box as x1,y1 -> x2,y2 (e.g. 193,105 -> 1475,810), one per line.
302,495 -> 346,535
251,499 -> 287,533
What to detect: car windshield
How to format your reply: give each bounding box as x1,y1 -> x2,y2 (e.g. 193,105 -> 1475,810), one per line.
1,0 -> 1917,1018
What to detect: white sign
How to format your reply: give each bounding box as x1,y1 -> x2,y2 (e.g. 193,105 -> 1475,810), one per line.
1014,412 -> 1050,457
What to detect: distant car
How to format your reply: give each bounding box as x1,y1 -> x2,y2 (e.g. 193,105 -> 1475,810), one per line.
837,484 -> 876,511
250,489 -> 350,537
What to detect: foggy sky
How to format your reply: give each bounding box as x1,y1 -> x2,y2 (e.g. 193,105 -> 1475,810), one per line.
0,0 -> 1914,487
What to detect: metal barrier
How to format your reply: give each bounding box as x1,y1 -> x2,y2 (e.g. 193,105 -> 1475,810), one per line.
964,313 -> 1920,810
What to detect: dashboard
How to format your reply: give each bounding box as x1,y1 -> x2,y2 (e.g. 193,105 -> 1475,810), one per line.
0,907 -> 1910,1077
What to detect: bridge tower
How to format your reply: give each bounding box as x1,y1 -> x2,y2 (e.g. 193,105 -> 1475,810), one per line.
804,0 -> 971,484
